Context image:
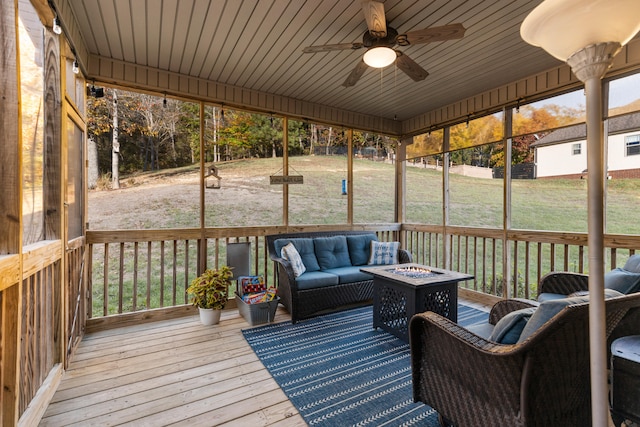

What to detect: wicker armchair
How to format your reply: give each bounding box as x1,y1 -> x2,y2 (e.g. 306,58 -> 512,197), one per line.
537,254 -> 640,300
409,292 -> 640,427
537,271 -> 589,297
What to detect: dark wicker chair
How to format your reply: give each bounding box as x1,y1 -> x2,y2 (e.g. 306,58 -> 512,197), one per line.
266,230 -> 411,323
409,292 -> 640,427
537,254 -> 640,299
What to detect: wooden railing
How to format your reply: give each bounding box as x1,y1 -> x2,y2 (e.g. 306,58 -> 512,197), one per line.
66,239 -> 87,366
1,240 -> 65,425
86,224 -> 640,320
2,240 -> 84,425
86,225 -> 402,320
404,224 -> 639,300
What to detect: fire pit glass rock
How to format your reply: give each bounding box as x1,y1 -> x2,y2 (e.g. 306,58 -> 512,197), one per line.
388,266 -> 438,279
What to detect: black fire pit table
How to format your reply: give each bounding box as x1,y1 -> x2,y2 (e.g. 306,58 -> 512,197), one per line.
360,263 -> 474,342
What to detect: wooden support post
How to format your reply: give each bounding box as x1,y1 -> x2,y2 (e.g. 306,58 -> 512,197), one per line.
283,116 -> 289,226
0,0 -> 20,256
199,102 -> 206,273
442,128 -> 450,270
395,137 -> 409,224
0,0 -> 21,424
347,129 -> 353,224
503,107 -> 512,299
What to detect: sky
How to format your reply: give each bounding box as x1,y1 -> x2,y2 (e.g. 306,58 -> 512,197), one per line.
533,72 -> 640,111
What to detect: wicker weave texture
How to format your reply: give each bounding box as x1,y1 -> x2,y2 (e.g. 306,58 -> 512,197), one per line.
538,272 -> 590,296
410,292 -> 640,427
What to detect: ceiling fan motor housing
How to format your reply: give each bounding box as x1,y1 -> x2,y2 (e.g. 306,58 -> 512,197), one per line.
363,26 -> 400,48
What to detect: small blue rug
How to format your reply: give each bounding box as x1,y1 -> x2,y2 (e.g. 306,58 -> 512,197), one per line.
242,304 -> 488,427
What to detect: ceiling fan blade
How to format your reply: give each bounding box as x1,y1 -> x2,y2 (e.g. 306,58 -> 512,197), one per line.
403,23 -> 466,45
395,51 -> 429,82
342,59 -> 369,87
303,42 -> 363,53
361,0 -> 387,38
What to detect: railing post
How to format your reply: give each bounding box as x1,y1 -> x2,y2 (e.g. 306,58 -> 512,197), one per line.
442,128 -> 451,270
198,102 -> 206,275
503,107 -> 513,299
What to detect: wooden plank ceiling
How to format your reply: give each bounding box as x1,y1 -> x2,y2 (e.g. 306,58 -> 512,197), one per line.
62,0 -> 562,125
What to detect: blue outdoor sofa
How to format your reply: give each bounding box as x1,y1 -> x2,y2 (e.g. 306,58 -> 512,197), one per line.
266,231 -> 412,323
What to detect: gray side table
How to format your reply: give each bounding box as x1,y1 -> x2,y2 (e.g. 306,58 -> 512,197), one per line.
611,335 -> 640,426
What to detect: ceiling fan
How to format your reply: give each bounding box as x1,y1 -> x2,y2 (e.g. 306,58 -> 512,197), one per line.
302,0 -> 466,87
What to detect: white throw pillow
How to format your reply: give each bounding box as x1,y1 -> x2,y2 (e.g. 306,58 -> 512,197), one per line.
281,242 -> 306,277
368,241 -> 399,265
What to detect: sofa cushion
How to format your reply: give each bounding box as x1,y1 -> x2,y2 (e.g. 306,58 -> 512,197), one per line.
281,242 -> 306,277
324,266 -> 373,284
295,271 -> 340,290
518,288 -> 623,343
489,307 -> 536,344
368,241 -> 399,265
274,238 -> 320,272
314,236 -> 352,270
605,268 -> 640,294
346,234 -> 378,266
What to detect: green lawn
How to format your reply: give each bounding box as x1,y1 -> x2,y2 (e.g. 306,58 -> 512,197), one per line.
88,156 -> 640,315
92,155 -> 640,233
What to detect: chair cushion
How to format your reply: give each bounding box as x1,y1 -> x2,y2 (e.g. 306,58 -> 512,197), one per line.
605,268 -> 640,294
368,241 -> 399,265
623,254 -> 640,273
346,234 -> 378,266
488,307 -> 536,344
274,238 -> 320,272
465,322 -> 495,340
518,288 -> 624,343
314,236 -> 352,270
537,292 -> 569,302
281,243 -> 306,278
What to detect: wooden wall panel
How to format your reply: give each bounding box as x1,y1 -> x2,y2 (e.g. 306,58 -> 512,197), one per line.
86,56 -> 402,136
54,0 -> 90,69
43,32 -> 62,240
0,0 -> 20,256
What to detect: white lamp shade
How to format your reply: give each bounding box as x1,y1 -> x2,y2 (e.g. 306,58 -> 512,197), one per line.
521,0 -> 640,61
363,47 -> 397,68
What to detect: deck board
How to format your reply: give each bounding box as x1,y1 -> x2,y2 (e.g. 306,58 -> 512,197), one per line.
40,308 -> 303,426
41,297 -> 489,426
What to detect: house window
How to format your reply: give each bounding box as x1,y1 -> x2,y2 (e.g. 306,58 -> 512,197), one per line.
626,135 -> 640,156
572,143 -> 581,155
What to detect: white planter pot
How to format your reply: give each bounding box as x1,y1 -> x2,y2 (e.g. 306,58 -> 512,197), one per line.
198,308 -> 222,325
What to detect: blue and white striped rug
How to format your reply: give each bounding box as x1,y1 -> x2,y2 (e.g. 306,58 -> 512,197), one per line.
242,304 -> 488,427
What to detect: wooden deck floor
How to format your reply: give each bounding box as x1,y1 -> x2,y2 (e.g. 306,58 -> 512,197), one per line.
40,307 -> 306,427
40,298 -> 491,427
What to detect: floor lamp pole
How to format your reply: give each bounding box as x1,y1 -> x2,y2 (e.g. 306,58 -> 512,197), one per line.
567,42 -> 620,426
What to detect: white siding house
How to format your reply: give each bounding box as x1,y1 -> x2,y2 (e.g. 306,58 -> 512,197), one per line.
532,112 -> 640,179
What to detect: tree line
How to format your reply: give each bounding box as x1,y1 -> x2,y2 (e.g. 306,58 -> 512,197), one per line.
87,87 -> 587,188
87,88 -> 396,188
408,104 -> 585,167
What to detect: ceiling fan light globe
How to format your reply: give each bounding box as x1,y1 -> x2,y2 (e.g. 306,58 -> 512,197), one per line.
363,47 -> 396,68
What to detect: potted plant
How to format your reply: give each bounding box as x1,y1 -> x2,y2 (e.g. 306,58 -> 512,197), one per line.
187,265 -> 233,325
